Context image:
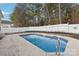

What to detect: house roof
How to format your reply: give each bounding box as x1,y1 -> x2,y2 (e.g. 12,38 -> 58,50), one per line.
2,20 -> 12,24
0,10 -> 3,17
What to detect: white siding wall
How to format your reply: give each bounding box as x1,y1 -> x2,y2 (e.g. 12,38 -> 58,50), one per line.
1,24 -> 13,28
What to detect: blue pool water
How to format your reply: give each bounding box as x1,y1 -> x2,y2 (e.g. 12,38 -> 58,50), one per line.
21,34 -> 68,52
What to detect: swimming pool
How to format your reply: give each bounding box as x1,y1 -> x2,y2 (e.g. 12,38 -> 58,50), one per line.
21,34 -> 68,53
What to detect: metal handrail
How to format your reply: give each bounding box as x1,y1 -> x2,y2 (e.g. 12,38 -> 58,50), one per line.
56,37 -> 61,56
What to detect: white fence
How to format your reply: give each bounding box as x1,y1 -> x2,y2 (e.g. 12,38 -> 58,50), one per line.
1,24 -> 79,34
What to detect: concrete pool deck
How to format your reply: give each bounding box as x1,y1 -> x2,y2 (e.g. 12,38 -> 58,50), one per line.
0,33 -> 79,56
